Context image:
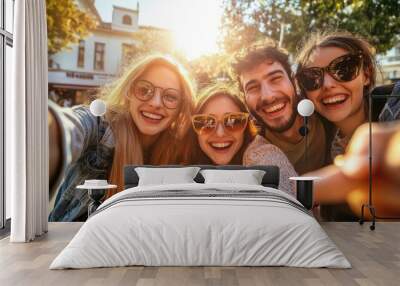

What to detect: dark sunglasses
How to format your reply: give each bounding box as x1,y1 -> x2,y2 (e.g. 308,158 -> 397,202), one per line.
127,79 -> 182,109
297,53 -> 364,92
191,112 -> 249,135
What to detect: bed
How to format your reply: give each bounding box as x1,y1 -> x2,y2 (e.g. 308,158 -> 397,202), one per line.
50,165 -> 350,269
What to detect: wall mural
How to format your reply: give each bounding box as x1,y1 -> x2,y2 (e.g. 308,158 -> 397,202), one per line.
47,0 -> 400,222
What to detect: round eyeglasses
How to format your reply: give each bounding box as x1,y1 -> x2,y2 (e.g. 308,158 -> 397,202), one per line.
127,79 -> 182,109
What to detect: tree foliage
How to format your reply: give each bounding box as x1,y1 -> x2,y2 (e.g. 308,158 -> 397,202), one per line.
129,28 -> 193,69
189,53 -> 236,88
221,0 -> 400,55
132,28 -> 179,57
46,0 -> 97,55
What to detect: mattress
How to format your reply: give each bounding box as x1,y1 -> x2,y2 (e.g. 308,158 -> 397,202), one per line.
50,183 -> 351,269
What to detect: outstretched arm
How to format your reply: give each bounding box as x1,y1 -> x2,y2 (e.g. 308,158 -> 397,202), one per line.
306,122 -> 400,218
49,109 -> 62,188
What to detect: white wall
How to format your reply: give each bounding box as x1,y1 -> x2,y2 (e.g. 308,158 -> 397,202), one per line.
377,43 -> 400,83
379,43 -> 400,64
50,30 -> 139,75
4,0 -> 14,220
112,8 -> 139,32
5,0 -> 14,33
5,44 -> 12,220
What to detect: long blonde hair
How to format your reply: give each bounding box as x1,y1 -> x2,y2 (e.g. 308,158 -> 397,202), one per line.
100,54 -> 195,195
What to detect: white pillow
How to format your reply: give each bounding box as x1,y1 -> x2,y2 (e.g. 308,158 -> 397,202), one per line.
135,167 -> 201,186
200,169 -> 266,185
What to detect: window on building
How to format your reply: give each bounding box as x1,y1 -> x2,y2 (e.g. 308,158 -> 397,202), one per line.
77,40 -> 85,68
122,43 -> 135,64
94,42 -> 105,71
1,0 -> 14,232
122,15 -> 132,25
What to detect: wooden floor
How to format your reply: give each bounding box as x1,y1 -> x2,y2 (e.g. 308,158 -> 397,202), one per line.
0,222 -> 399,286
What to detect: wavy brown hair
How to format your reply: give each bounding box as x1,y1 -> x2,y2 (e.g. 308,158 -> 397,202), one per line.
231,38 -> 294,91
100,54 -> 195,196
296,31 -> 377,97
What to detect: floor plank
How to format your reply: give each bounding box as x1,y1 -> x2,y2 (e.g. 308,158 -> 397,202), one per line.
0,222 -> 399,286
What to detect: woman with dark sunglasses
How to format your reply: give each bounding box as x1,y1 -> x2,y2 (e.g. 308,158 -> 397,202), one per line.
48,54 -> 196,221
186,82 -> 297,196
296,31 -> 400,160
296,31 -> 400,220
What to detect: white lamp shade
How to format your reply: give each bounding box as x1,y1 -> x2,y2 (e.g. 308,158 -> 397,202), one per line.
90,99 -> 107,117
297,99 -> 315,117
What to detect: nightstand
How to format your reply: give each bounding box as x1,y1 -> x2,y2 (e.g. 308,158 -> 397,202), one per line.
77,184 -> 117,216
289,177 -> 320,210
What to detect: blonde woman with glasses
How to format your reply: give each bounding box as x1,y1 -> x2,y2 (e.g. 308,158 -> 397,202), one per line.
48,54 -> 195,221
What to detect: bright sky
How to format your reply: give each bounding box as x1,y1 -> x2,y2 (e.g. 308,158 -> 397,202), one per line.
95,0 -> 224,60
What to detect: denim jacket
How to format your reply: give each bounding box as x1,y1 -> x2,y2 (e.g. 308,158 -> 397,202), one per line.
378,81 -> 400,121
48,101 -> 115,221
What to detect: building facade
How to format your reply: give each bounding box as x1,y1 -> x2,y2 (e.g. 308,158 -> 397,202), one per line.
377,42 -> 400,85
48,0 -> 141,106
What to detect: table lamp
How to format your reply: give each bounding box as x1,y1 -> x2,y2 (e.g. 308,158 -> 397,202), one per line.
297,99 -> 315,168
89,99 -> 107,165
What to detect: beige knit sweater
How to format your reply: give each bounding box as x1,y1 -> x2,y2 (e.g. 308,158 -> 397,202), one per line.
243,135 -> 298,196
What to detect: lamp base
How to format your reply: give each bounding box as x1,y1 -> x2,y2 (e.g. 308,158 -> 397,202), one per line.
359,204 -> 376,230
296,180 -> 313,210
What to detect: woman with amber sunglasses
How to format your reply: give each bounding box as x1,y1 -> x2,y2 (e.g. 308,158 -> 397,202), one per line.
188,82 -> 297,196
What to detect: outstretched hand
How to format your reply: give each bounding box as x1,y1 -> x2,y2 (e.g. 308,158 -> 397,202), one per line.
309,122 -> 400,219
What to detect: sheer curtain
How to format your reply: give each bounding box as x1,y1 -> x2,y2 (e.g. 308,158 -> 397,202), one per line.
8,0 -> 48,242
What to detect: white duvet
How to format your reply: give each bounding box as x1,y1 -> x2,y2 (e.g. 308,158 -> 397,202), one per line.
50,183 -> 351,269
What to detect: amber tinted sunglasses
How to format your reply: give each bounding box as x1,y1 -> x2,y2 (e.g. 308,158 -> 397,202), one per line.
192,112 -> 249,135
297,53 -> 364,92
